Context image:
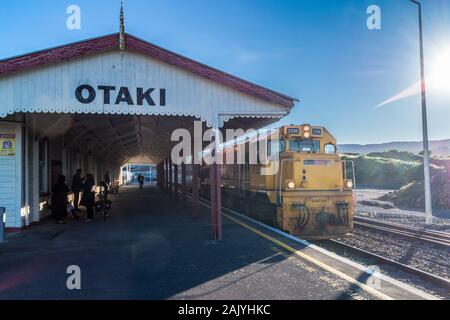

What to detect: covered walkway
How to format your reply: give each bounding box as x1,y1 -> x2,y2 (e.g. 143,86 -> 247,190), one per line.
0,185 -> 374,300
0,28 -> 297,239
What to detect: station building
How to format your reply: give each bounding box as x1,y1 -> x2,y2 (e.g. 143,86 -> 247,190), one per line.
0,22 -> 297,238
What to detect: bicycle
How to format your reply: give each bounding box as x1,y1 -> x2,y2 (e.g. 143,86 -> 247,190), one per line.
95,182 -> 112,221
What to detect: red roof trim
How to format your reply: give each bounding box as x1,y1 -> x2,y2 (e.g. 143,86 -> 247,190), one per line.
0,34 -> 118,76
126,34 -> 297,108
0,33 -> 297,108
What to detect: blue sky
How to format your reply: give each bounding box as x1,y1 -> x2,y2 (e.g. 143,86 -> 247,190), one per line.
0,0 -> 449,144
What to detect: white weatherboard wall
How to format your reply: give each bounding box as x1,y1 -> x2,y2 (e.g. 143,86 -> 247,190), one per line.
0,50 -> 288,127
0,124 -> 23,228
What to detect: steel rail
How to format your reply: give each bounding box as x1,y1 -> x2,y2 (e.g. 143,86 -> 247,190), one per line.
354,217 -> 450,248
325,239 -> 450,290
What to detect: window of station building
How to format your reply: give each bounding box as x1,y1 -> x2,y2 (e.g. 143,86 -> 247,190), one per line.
324,143 -> 337,154
289,139 -> 320,153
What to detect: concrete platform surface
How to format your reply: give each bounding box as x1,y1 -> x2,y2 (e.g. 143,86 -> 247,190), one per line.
0,185 -> 379,300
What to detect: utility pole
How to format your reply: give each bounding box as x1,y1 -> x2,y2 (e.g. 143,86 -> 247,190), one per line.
410,0 -> 433,224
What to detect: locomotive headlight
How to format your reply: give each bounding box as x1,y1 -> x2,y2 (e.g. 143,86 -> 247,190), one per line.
303,131 -> 311,138
346,180 -> 354,189
287,181 -> 296,189
303,125 -> 311,132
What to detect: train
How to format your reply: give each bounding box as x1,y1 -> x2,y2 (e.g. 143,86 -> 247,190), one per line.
192,124 -> 355,239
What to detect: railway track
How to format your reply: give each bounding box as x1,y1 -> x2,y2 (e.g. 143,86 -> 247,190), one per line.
322,239 -> 450,290
354,216 -> 450,248
184,192 -> 450,293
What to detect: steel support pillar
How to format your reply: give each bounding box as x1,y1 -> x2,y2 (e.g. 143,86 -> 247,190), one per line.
210,163 -> 222,240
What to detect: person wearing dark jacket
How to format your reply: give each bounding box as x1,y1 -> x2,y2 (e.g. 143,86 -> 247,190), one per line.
103,171 -> 111,186
81,174 -> 96,222
51,175 -> 70,224
138,174 -> 145,190
71,169 -> 83,211
103,171 -> 111,200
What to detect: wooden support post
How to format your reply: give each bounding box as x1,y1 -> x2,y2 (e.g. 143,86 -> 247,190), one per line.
163,160 -> 166,191
210,164 -> 217,238
159,162 -> 165,190
192,164 -> 199,219
191,129 -> 200,219
169,158 -> 173,197
162,162 -> 165,190
216,164 -> 221,239
181,162 -> 187,207
157,163 -> 160,189
157,163 -> 161,189
210,163 -> 222,240
174,164 -> 179,202
165,159 -> 169,192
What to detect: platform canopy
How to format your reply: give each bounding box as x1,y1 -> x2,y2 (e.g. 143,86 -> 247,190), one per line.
0,33 -> 298,164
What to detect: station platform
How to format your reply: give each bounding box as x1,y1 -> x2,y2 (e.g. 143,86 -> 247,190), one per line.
0,185 -> 436,300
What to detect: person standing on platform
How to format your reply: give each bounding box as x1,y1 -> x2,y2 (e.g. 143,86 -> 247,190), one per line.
103,171 -> 111,187
71,169 -> 83,211
138,174 -> 145,190
103,171 -> 111,200
81,174 -> 96,222
51,175 -> 70,224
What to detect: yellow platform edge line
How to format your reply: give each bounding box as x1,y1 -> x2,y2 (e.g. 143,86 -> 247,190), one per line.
222,213 -> 394,301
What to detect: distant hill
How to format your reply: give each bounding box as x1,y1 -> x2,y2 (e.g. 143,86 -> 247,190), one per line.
341,154 -> 422,189
338,139 -> 450,157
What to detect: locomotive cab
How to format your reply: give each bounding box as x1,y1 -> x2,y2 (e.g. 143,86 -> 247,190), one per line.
273,125 -> 354,238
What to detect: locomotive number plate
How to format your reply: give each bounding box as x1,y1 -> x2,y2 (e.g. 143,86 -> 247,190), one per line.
287,128 -> 300,134
303,160 -> 331,166
308,198 -> 330,206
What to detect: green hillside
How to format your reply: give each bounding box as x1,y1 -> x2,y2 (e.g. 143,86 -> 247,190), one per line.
342,150 -> 450,210
342,152 -> 423,189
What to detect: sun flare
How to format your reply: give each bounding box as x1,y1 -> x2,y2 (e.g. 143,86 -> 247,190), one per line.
429,47 -> 450,94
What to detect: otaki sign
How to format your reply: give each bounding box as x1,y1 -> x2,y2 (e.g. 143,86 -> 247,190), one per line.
75,85 -> 166,106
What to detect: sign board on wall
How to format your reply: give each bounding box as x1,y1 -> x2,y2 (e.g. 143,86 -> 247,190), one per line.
0,51 -> 290,127
0,134 -> 16,156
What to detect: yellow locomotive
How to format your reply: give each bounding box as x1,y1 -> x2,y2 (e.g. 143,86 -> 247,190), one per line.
198,124 -> 355,239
